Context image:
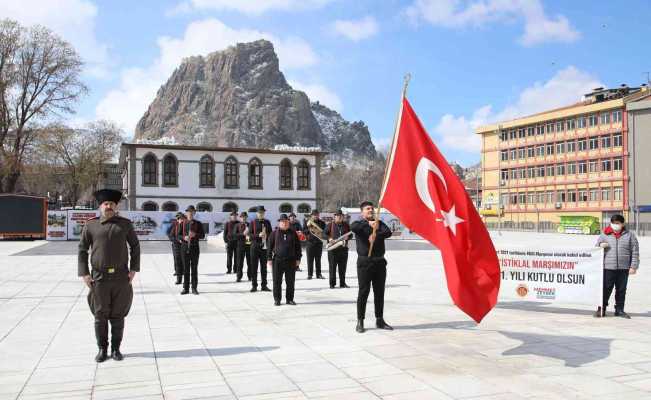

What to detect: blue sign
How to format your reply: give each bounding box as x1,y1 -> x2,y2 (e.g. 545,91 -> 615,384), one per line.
638,205 -> 651,213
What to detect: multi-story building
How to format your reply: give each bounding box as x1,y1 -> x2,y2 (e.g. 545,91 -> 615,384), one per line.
119,143 -> 326,214
476,85 -> 650,229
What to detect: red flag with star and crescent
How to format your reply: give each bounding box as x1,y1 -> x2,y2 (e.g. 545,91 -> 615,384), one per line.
380,97 -> 500,323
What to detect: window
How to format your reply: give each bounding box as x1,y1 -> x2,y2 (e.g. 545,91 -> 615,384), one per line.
556,121 -> 564,132
613,110 -> 622,123
578,190 -> 588,202
613,133 -> 622,147
578,161 -> 587,174
589,189 -> 599,201
589,137 -> 599,150
528,192 -> 536,204
600,112 -> 611,125
577,116 -> 586,128
297,203 -> 311,214
510,169 -> 517,180
613,157 -> 623,171
199,155 -> 215,187
567,191 -> 577,203
527,166 -> 535,178
536,145 -> 545,157
566,140 -> 576,152
578,139 -> 587,151
537,125 -> 544,135
601,135 -> 611,148
501,150 -> 508,161
588,159 -> 599,173
518,128 -> 525,138
501,169 -> 509,181
601,159 -> 611,171
588,114 -> 598,127
527,127 -> 535,136
614,187 -> 623,201
297,160 -> 311,190
500,131 -> 507,141
162,154 -> 178,187
248,158 -> 262,189
500,193 -> 509,206
567,162 -> 576,175
224,156 -> 239,188
557,191 -> 566,202
546,191 -> 554,203
518,192 -> 526,204
142,153 -> 158,185
279,203 -> 293,213
510,193 -> 518,205
537,166 -> 545,177
162,201 -> 178,211
601,188 -> 610,201
279,159 -> 293,190
509,130 -> 516,140
566,119 -> 576,130
142,201 -> 158,211
556,164 -> 566,176
546,143 -> 554,155
197,202 -> 212,212
546,165 -> 555,177
518,148 -> 525,159
222,202 -> 238,213
510,149 -> 517,160
527,146 -> 534,158
556,142 -> 565,154
546,123 -> 554,133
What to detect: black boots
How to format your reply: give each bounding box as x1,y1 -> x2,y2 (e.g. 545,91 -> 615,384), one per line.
111,348 -> 124,361
356,319 -> 365,333
376,319 -> 393,330
615,309 -> 631,319
95,347 -> 108,362
175,276 -> 182,285
110,318 -> 125,360
192,288 -> 199,295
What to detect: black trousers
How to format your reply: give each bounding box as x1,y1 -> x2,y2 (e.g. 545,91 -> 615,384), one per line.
226,240 -> 237,272
88,277 -> 133,349
236,241 -> 251,281
306,242 -> 323,277
182,245 -> 200,290
603,269 -> 629,311
273,258 -> 297,302
356,256 -> 387,320
328,248 -> 348,287
171,241 -> 183,276
250,243 -> 268,288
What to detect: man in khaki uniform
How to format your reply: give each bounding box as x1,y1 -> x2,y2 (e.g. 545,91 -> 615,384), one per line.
78,189 -> 140,362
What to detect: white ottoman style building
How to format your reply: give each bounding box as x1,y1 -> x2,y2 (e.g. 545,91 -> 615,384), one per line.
119,142 -> 325,214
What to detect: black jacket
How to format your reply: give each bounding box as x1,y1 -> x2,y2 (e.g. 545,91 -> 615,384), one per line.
351,219 -> 392,257
223,220 -> 239,242
267,228 -> 302,262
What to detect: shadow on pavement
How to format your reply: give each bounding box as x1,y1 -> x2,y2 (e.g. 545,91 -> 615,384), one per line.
128,346 -> 279,359
394,320 -> 476,330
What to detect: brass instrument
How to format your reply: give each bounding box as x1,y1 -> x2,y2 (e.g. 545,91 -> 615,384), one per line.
326,231 -> 353,251
260,222 -> 268,249
243,225 -> 251,245
306,218 -> 324,241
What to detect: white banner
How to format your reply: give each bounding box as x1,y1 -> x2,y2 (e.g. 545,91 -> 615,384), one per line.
67,210 -> 99,240
498,247 -> 603,306
46,211 -> 68,240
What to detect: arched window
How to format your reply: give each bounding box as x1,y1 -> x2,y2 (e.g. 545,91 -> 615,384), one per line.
297,159 -> 310,190
279,159 -> 292,190
297,203 -> 311,214
142,153 -> 158,186
162,201 -> 178,211
279,203 -> 293,213
222,202 -> 238,213
199,155 -> 215,187
197,202 -> 212,212
162,154 -> 178,187
142,201 -> 158,211
224,156 -> 239,188
248,157 -> 262,189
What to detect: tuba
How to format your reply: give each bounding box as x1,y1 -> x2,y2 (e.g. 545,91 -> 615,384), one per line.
326,231 -> 353,251
307,218 -> 324,241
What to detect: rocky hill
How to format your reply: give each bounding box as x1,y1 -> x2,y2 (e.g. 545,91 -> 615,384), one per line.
135,40 -> 376,162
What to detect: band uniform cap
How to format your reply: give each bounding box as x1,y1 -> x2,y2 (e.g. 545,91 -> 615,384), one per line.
185,205 -> 196,212
257,205 -> 266,212
311,209 -> 320,215
278,213 -> 289,221
239,211 -> 248,217
175,212 -> 184,219
230,211 -> 238,216
289,212 -> 296,217
94,189 -> 122,204
334,209 -> 344,216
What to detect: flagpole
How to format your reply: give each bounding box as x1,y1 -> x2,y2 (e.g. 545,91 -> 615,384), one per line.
368,73 -> 411,257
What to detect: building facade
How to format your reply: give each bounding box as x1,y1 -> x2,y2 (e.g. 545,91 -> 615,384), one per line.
476,85 -> 650,229
627,98 -> 651,226
119,143 -> 325,214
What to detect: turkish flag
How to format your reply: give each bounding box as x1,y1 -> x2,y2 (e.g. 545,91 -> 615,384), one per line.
380,98 -> 500,323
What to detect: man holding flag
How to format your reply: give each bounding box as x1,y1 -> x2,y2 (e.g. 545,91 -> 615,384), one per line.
373,76 -> 501,324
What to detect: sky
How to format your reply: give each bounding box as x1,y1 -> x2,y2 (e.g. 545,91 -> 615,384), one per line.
3,0 -> 651,166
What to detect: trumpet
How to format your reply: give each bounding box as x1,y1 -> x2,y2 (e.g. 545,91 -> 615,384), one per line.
307,218 -> 324,240
326,231 -> 353,251
243,225 -> 251,245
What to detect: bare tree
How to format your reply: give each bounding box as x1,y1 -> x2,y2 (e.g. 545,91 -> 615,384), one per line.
0,19 -> 87,193
34,121 -> 124,206
319,154 -> 386,211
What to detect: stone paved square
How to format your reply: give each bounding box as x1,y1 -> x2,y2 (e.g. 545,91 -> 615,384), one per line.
1,232 -> 650,400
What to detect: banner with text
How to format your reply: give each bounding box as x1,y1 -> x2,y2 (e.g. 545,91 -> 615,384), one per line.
498,247 -> 603,306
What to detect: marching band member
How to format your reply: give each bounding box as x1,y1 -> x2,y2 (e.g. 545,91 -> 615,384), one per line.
303,209 -> 326,280
326,209 -> 351,289
249,205 -> 272,292
267,214 -> 302,306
